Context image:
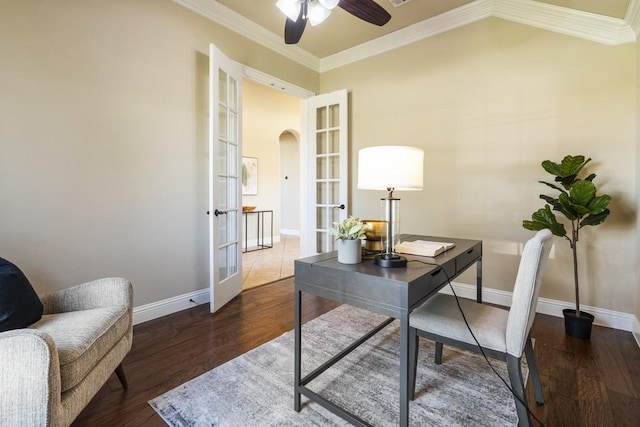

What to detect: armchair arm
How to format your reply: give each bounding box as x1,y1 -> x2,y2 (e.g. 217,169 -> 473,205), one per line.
40,277 -> 133,315
0,329 -> 61,426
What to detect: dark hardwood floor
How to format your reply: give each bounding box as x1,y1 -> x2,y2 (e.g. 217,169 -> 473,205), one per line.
73,278 -> 640,426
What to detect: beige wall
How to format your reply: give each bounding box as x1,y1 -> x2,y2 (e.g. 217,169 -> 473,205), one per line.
242,79 -> 302,239
0,0 -> 317,306
321,18 -> 637,315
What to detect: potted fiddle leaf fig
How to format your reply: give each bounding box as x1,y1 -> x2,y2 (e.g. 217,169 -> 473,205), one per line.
523,155 -> 611,339
331,215 -> 366,264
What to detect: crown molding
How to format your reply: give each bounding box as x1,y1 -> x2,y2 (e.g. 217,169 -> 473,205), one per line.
493,0 -> 636,46
171,0 -> 320,71
626,0 -> 640,38
321,0 -> 636,71
320,0 -> 492,72
174,0 -> 637,74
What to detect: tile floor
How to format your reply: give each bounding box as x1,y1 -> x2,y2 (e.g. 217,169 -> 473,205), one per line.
242,235 -> 300,290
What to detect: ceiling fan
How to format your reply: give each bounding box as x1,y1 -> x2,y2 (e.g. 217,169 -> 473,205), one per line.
277,0 -> 392,45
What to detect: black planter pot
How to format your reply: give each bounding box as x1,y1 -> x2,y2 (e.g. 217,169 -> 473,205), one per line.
563,309 -> 594,339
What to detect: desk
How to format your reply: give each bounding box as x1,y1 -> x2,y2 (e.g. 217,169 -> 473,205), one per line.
294,235 -> 482,427
242,209 -> 273,253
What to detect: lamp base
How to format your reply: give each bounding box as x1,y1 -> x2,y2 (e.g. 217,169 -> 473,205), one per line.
374,253 -> 407,268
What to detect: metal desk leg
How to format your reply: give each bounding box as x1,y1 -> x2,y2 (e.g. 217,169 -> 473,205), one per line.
294,288 -> 302,412
476,257 -> 483,303
399,312 -> 409,427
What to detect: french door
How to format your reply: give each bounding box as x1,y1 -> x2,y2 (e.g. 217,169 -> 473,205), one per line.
301,89 -> 349,256
209,44 -> 243,313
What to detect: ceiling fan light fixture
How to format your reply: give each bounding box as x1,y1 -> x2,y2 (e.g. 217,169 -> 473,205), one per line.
308,2 -> 331,26
282,0 -> 391,45
276,0 -> 301,21
318,0 -> 340,10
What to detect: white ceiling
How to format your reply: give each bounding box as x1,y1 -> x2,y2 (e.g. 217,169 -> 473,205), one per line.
174,0 -> 639,72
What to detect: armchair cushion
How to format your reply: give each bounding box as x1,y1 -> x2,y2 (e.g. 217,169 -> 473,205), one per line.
29,306 -> 130,392
0,258 -> 43,332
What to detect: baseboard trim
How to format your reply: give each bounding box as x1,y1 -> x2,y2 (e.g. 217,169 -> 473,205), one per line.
133,280 -> 639,348
633,316 -> 640,348
133,288 -> 209,325
443,281 -> 637,333
280,229 -> 300,236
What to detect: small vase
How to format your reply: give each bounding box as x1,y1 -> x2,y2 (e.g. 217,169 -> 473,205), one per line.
337,239 -> 362,264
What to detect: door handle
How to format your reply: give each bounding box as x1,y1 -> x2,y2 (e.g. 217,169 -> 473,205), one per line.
214,209 -> 228,216
333,204 -> 346,210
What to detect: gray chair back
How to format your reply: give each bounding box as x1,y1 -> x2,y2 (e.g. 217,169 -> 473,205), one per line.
505,229 -> 553,357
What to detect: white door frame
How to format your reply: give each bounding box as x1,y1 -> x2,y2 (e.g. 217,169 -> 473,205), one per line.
242,67 -> 316,256
236,78 -> 349,258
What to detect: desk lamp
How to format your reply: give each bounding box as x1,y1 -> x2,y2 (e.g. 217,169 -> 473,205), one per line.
357,146 -> 424,267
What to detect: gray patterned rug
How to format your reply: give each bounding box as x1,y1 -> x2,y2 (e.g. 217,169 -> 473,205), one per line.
149,305 -> 522,426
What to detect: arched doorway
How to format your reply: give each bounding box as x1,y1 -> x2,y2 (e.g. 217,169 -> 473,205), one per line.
279,129 -> 300,235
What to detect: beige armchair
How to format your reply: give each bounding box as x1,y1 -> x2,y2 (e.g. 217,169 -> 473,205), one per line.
0,277 -> 133,427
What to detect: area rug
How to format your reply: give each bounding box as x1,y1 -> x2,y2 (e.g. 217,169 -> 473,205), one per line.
149,305 -> 523,426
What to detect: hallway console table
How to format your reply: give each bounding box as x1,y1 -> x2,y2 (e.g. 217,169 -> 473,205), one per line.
242,209 -> 273,253
294,234 -> 483,427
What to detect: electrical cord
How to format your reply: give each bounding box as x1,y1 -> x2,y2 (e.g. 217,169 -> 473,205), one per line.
408,259 -> 546,427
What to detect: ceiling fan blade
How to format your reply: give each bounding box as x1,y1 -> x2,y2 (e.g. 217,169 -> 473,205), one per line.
284,7 -> 307,44
338,0 -> 391,26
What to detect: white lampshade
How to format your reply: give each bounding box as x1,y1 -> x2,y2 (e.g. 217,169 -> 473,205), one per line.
276,0 -> 301,21
308,2 -> 332,25
358,146 -> 424,191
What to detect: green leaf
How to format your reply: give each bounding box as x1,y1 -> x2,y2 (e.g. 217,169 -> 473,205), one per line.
569,180 -> 596,207
540,195 -> 561,211
560,155 -> 589,176
539,180 -> 567,194
556,174 -> 578,189
558,193 -> 582,219
542,156 -> 591,189
522,205 -> 567,237
541,160 -> 563,176
587,194 -> 611,214
348,224 -> 362,235
580,209 -> 610,227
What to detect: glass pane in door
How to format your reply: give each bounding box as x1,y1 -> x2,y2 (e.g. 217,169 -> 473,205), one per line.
314,104 -> 336,253
216,72 -> 239,284
328,103 -> 339,127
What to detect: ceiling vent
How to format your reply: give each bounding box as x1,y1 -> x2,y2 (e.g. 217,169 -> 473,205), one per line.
387,0 -> 413,7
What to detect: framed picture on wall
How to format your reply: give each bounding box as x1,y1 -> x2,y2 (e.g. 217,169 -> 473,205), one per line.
242,157 -> 258,195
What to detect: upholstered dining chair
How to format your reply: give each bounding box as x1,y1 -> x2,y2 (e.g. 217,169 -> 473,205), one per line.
408,229 -> 553,427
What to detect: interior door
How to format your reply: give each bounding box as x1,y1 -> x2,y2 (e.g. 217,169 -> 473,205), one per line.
301,89 -> 349,256
209,44 -> 243,313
